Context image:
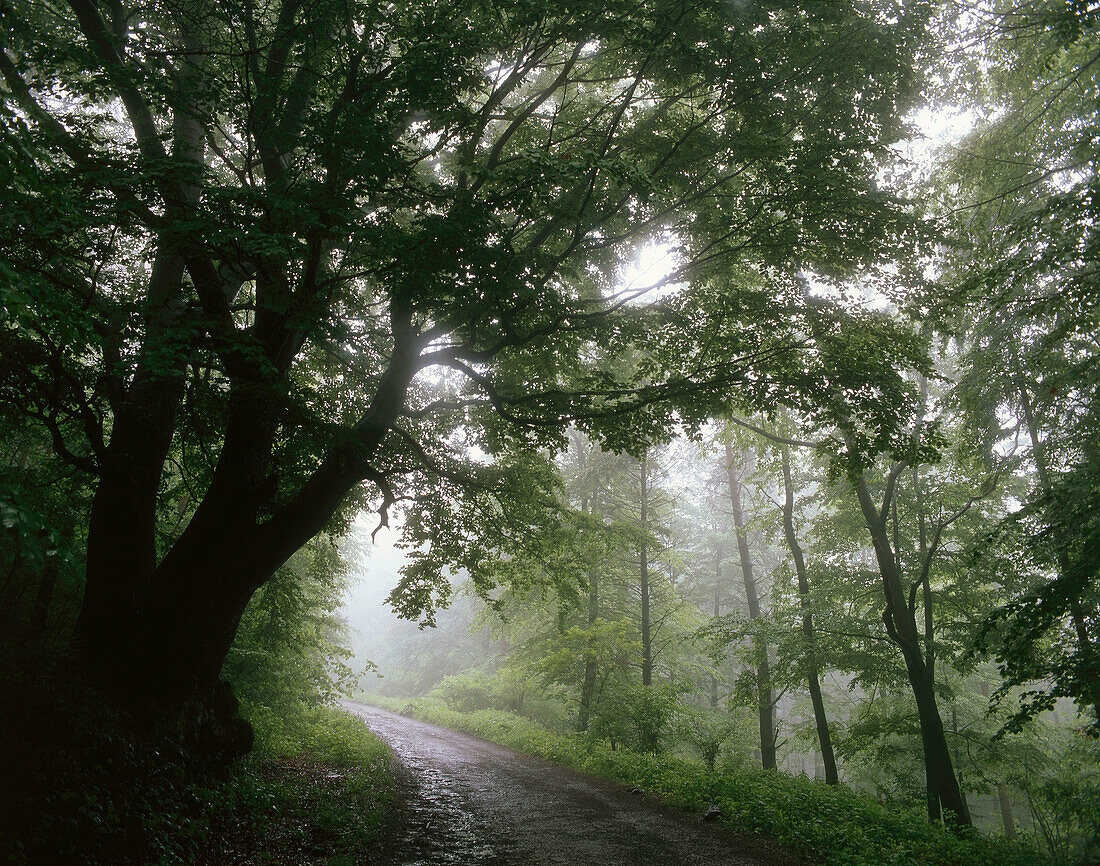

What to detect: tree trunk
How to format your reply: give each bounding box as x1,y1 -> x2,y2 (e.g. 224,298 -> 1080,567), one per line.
578,509 -> 599,731
77,248 -> 191,688
724,438 -> 776,771
780,445 -> 837,784
913,462 -> 939,820
711,558 -> 721,709
854,470 -> 972,827
575,444 -> 600,733
997,782 -> 1017,839
77,81 -> 208,687
978,680 -> 1017,838
639,454 -> 652,688
76,314 -> 419,756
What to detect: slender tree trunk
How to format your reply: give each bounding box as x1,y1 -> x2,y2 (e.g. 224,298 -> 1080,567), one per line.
978,680 -> 1017,838
711,557 -> 721,709
854,471 -> 971,827
577,570 -> 599,731
780,445 -> 837,784
639,454 -> 652,688
913,462 -> 939,819
724,438 -> 776,771
573,438 -> 600,734
998,782 -> 1017,839
578,481 -> 600,733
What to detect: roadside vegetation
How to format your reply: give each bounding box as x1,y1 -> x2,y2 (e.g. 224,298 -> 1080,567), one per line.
361,694 -> 1049,866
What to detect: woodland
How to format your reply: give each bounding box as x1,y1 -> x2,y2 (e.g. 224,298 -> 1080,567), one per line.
0,0 -> 1098,863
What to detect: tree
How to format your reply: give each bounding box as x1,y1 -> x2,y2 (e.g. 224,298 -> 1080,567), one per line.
722,434 -> 777,770
0,0 -> 930,743
776,438 -> 838,784
936,0 -> 1100,730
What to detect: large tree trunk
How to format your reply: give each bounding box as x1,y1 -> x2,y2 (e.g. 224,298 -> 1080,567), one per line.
76,249 -> 192,688
77,78 -> 210,697
780,445 -> 837,784
854,470 -> 971,827
724,439 -> 776,771
76,309 -> 419,756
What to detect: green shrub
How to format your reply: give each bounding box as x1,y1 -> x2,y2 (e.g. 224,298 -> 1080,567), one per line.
591,683 -> 682,754
429,670 -> 500,712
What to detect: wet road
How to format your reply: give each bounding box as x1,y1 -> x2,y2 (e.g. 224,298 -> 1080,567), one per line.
343,701 -> 801,866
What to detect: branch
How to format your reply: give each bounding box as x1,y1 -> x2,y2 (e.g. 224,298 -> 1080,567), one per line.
0,49 -> 162,226
362,464 -> 397,542
726,415 -> 819,449
879,461 -> 906,527
66,0 -> 171,170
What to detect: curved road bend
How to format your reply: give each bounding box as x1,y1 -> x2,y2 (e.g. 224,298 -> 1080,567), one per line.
343,701 -> 805,866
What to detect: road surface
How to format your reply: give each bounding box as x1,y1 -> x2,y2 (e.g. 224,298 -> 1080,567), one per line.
343,701 -> 803,866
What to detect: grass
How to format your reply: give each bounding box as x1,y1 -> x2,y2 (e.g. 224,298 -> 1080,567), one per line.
0,650 -> 393,865
190,703 -> 394,865
360,693 -> 1050,866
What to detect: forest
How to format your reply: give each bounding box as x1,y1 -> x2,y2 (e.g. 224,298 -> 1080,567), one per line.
0,0 -> 1097,863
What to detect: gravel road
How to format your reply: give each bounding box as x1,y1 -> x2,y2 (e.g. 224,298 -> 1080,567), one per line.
343,701 -> 804,866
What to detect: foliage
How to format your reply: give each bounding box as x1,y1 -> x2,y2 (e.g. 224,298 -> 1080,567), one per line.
590,682 -> 683,754
1012,730 -> 1100,866
225,533 -> 360,719
677,705 -> 738,770
0,0 -> 938,715
937,0 -> 1100,727
973,460 -> 1100,734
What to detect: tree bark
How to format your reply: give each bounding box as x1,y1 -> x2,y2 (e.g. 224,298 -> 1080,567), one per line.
780,445 -> 837,784
724,438 -> 776,771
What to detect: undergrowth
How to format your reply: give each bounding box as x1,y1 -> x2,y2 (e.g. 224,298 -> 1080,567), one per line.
0,651 -> 392,865
361,694 -> 1049,866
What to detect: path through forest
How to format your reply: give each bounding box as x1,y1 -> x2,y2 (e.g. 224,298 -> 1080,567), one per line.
345,702 -> 803,866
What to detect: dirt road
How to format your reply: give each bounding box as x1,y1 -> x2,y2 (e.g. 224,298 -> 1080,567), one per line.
343,701 -> 802,866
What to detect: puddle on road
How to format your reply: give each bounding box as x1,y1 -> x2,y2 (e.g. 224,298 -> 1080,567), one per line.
372,741 -> 519,865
